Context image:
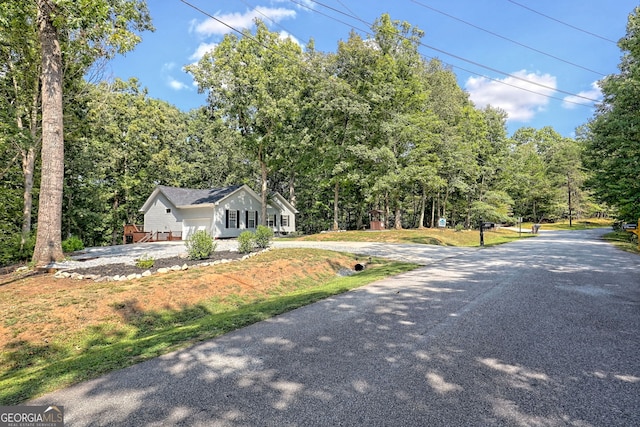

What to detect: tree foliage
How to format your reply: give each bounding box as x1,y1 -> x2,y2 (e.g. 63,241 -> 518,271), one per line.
583,7 -> 640,221
1,9 -> 617,266
31,0 -> 153,266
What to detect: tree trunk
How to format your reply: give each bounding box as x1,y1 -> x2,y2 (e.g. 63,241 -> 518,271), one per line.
111,197 -> 120,246
261,159 -> 268,226
288,172 -> 296,208
332,182 -> 339,231
417,186 -> 426,229
465,194 -> 472,229
394,205 -> 402,229
442,190 -> 449,220
430,197 -> 436,228
33,0 -> 65,266
567,174 -> 572,227
21,147 -> 36,250
384,193 -> 390,229
10,50 -> 41,252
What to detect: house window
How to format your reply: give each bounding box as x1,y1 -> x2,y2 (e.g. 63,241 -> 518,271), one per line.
266,214 -> 276,227
281,215 -> 290,227
226,209 -> 239,228
246,211 -> 257,229
166,208 -> 172,214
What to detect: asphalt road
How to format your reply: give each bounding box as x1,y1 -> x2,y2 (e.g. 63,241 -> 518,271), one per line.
32,229 -> 640,426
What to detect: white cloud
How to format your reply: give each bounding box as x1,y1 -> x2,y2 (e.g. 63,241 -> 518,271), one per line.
465,70 -> 557,122
190,42 -> 218,61
162,62 -> 177,72
194,7 -> 296,37
273,0 -> 315,9
278,31 -> 301,47
562,81 -> 602,109
168,78 -> 189,91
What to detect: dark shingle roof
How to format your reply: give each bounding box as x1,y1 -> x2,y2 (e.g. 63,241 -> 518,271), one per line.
158,185 -> 243,207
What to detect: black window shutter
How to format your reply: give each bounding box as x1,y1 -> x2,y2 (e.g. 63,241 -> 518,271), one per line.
225,210 -> 229,229
256,211 -> 259,226
236,210 -> 240,228
245,210 -> 248,227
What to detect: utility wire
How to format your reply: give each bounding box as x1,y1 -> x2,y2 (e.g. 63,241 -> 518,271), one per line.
179,0 -> 377,109
506,0 -> 618,44
411,0 -> 606,76
295,0 -> 599,103
237,0 -> 304,42
179,0 -> 595,108
335,0 -> 358,18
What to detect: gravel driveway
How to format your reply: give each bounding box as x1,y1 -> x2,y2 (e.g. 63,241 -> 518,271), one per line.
51,239 -> 475,270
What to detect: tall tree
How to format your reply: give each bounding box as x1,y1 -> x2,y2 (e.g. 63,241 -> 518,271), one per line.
0,0 -> 41,252
32,0 -> 152,266
583,6 -> 640,221
187,21 -> 304,226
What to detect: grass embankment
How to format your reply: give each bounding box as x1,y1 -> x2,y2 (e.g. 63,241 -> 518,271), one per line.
522,218 -> 613,231
602,231 -> 640,254
293,227 -> 533,247
0,248 -> 417,405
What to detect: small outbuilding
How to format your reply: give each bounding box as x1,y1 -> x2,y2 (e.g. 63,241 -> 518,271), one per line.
136,184 -> 297,240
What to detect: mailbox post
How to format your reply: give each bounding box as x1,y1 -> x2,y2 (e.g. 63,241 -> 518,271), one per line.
480,220 -> 485,247
623,219 -> 640,251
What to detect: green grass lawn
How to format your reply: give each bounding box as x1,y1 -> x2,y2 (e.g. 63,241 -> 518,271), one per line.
602,231 -> 640,254
0,250 -> 417,405
292,227 -> 533,247
522,218 -> 613,231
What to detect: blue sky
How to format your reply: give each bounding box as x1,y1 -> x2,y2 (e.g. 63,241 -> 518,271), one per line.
106,0 -> 637,137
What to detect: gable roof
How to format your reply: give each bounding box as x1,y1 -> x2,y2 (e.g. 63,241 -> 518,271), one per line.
160,185 -> 243,207
140,183 -> 298,214
140,184 -> 243,212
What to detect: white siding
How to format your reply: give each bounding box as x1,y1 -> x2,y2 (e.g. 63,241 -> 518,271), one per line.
143,193 -> 181,232
143,186 -> 296,239
180,207 -> 214,238
183,218 -> 212,238
268,197 -> 297,235
214,189 -> 262,238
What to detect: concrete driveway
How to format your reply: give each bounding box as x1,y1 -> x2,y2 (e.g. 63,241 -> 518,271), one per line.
31,229 -> 639,426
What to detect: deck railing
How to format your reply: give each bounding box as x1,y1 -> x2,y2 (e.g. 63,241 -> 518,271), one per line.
123,225 -> 182,244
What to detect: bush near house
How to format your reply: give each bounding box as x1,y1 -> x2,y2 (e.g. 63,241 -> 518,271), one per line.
186,230 -> 216,260
254,225 -> 274,249
238,231 -> 254,254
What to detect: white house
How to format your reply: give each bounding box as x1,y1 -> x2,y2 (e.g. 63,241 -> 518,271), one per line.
139,184 -> 298,239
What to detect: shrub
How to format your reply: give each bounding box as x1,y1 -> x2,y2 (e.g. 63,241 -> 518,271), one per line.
238,231 -> 254,254
185,230 -> 216,260
135,254 -> 155,269
254,225 -> 274,249
62,235 -> 84,253
454,224 -> 464,232
0,232 -> 35,267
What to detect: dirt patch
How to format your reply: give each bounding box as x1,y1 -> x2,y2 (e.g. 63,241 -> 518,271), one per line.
0,249 -> 357,349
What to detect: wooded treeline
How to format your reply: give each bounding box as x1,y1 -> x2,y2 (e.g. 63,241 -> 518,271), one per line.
1,4 -> 638,266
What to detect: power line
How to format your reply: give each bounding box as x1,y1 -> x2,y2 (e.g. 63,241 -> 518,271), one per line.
179,0 -> 376,108
506,0 -> 618,44
294,0 -> 599,104
335,0 -> 358,18
237,0 -> 305,43
411,0 -> 606,76
179,0 -> 595,108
